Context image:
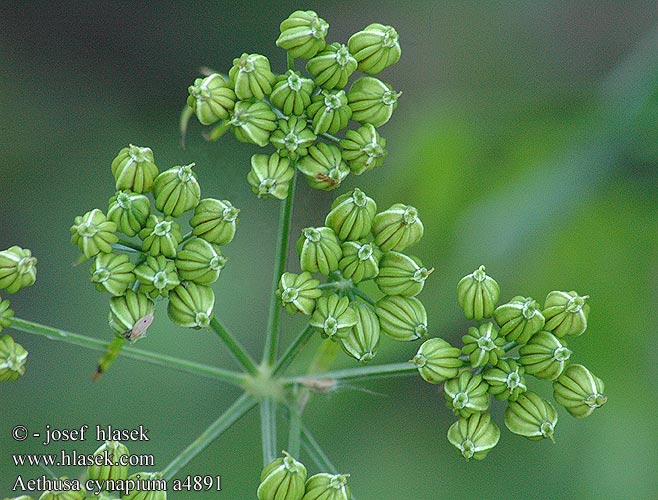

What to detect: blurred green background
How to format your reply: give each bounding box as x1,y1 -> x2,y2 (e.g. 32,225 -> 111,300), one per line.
1,1 -> 657,499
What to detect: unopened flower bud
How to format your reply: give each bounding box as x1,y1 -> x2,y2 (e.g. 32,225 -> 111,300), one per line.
190,198 -> 239,246
175,238 -> 225,285
168,283 -> 215,329
298,143 -> 350,191
277,272 -> 322,316
108,290 -> 155,338
325,188 -> 377,241
90,253 -> 135,296
38,478 -> 86,500
152,164 -> 201,218
444,371 -> 490,417
494,296 -> 545,344
229,53 -> 275,100
306,43 -> 357,90
0,335 -> 27,382
122,472 -> 166,500
519,330 -> 571,380
270,71 -> 315,117
302,473 -> 350,500
341,302 -> 380,363
310,294 -> 358,340
230,101 -> 278,147
348,77 -> 400,127
542,291 -> 590,338
411,337 -> 462,384
111,145 -> 159,194
296,226 -> 342,275
270,117 -> 316,160
0,246 -> 38,294
371,204 -> 423,252
348,24 -> 401,75
462,322 -> 505,368
339,241 -> 381,283
247,153 -> 295,200
505,392 -> 558,442
139,215 -> 183,258
87,441 -> 129,481
447,412 -> 500,461
257,451 -> 307,500
107,191 -> 151,237
553,364 -> 607,418
339,123 -> 387,175
187,73 -> 236,125
0,298 -> 14,333
306,90 -> 352,135
456,265 -> 500,320
70,210 -> 118,260
375,252 -> 433,297
134,256 -> 180,298
483,359 -> 527,401
376,295 -> 427,341
276,10 -> 329,60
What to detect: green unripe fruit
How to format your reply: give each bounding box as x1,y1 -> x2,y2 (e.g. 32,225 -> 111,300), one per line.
325,190 -> 376,243
375,252 -> 433,297
87,440 -> 129,481
270,117 -> 316,160
553,364 -> 607,418
187,73 -> 236,125
38,479 -> 86,500
411,337 -> 462,384
111,145 -> 159,194
444,371 -> 490,417
306,42 -> 357,90
298,143 -> 350,191
348,23 -> 401,75
277,272 -> 322,316
483,359 -> 527,402
339,123 -> 387,175
542,290 -> 590,338
302,473 -> 351,500
90,253 -> 135,296
134,256 -> 180,298
108,290 -> 154,338
505,391 -> 558,442
296,226 -> 342,275
306,90 -> 352,135
447,412 -> 500,461
347,77 -> 400,127
276,10 -> 329,60
341,302 -> 380,363
270,71 -> 315,117
461,322 -> 505,368
230,101 -> 278,147
190,198 -> 239,246
247,153 -> 295,200
0,334 -> 28,382
257,451 -> 307,500
371,203 -> 424,252
0,298 -> 14,333
310,294 -> 358,340
70,210 -> 119,260
519,330 -> 571,380
139,215 -> 183,258
152,163 -> 201,218
122,472 -> 166,500
168,283 -> 215,329
456,265 -> 500,320
0,246 -> 38,294
494,296 -> 545,344
229,53 -> 275,100
107,190 -> 151,237
175,238 -> 226,285
376,295 -> 427,341
339,241 -> 381,283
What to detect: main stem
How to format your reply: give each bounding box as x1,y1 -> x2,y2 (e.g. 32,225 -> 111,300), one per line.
210,317 -> 258,375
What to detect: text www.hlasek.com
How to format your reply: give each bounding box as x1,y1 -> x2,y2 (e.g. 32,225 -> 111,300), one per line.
12,449 -> 154,468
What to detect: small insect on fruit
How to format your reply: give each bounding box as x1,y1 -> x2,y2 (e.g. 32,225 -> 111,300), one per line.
124,313 -> 154,342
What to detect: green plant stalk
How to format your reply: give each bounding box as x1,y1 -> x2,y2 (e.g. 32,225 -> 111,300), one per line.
162,393 -> 257,480
287,361 -> 418,385
301,424 -> 337,473
210,317 -> 258,375
273,324 -> 314,375
287,401 -> 302,458
260,397 -> 278,466
10,317 -> 246,386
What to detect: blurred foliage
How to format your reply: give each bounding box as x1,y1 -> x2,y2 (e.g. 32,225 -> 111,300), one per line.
1,2 -> 657,499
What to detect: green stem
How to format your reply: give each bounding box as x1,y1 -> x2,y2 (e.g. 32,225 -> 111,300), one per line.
263,174 -> 297,367
320,131 -> 341,143
260,398 -> 277,466
352,286 -> 376,306
162,393 -> 257,479
287,53 -> 295,72
210,317 -> 258,375
286,362 -> 418,385
113,239 -> 143,253
11,317 -> 246,386
273,324 -> 314,375
300,424 -> 337,473
287,401 -> 302,458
